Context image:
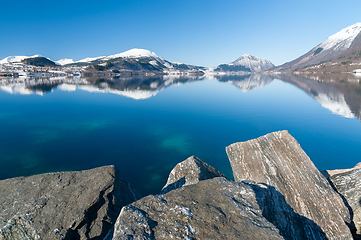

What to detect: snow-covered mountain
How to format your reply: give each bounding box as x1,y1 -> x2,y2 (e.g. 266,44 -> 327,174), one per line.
72,48 -> 205,74
212,54 -> 275,73
230,54 -> 275,72
76,49 -> 161,63
0,48 -> 206,76
275,22 -> 361,71
0,55 -> 42,64
75,48 -> 160,64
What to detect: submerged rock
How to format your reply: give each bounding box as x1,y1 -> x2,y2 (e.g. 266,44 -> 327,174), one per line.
110,177 -> 330,240
160,155 -> 226,194
226,130 -> 352,240
327,164 -> 361,238
0,166 -> 138,240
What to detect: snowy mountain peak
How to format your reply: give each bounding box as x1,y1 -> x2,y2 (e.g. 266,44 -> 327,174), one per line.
318,22 -> 361,51
274,22 -> 361,71
0,54 -> 42,64
55,58 -> 75,66
230,54 -> 275,72
75,48 -> 162,64
106,48 -> 159,60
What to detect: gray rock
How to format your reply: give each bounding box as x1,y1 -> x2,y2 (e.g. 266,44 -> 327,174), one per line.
0,165 -> 138,240
109,177 -> 329,240
226,130 -> 352,240
322,162 -> 361,178
160,156 -> 226,194
328,166 -> 361,238
0,215 -> 41,240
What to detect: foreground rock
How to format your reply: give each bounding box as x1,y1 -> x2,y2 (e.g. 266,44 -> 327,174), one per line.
226,130 -> 352,240
160,156 -> 226,194
0,166 -> 138,240
109,177 -> 330,240
326,164 -> 361,238
0,215 -> 41,240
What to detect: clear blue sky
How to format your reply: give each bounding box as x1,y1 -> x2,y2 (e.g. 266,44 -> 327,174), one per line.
1,0 -> 360,67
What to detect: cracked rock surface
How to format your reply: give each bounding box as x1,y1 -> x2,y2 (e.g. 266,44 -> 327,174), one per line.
108,177 -> 328,240
327,166 -> 361,238
0,215 -> 41,240
0,165 -> 138,240
226,130 -> 352,240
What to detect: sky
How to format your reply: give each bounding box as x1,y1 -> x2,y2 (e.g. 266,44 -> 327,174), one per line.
1,0 -> 361,67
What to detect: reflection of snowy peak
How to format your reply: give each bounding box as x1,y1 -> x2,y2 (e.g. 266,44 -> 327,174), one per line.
227,74 -> 274,92
78,85 -> 160,100
274,74 -> 359,120
314,92 -> 355,118
0,85 -> 43,95
230,54 -> 275,72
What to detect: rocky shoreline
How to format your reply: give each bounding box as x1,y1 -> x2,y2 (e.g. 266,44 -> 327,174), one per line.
0,130 -> 360,240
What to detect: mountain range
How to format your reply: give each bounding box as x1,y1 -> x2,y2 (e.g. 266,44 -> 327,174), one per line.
2,22 -> 361,75
0,48 -> 208,76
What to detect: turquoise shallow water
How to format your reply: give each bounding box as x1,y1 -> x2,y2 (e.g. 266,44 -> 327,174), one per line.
1,76 -> 361,196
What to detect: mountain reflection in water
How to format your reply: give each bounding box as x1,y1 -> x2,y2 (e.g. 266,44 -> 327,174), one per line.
1,73 -> 361,121
275,73 -> 361,120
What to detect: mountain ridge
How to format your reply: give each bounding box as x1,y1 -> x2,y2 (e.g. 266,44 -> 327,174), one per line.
211,54 -> 275,73
273,22 -> 361,72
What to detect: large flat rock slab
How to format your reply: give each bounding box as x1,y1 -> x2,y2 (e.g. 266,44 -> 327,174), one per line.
226,130 -> 352,240
108,177 -> 329,240
161,155 -> 225,194
0,166 -> 138,240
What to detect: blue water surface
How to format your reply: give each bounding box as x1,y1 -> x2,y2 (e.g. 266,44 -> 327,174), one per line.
0,77 -> 360,196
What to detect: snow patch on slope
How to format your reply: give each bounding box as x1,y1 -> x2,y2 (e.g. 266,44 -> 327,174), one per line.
0,55 -> 42,64
317,22 -> 361,51
55,59 -> 75,66
77,56 -> 105,63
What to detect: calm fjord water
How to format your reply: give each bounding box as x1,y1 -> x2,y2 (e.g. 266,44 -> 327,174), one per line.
1,75 -> 361,196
